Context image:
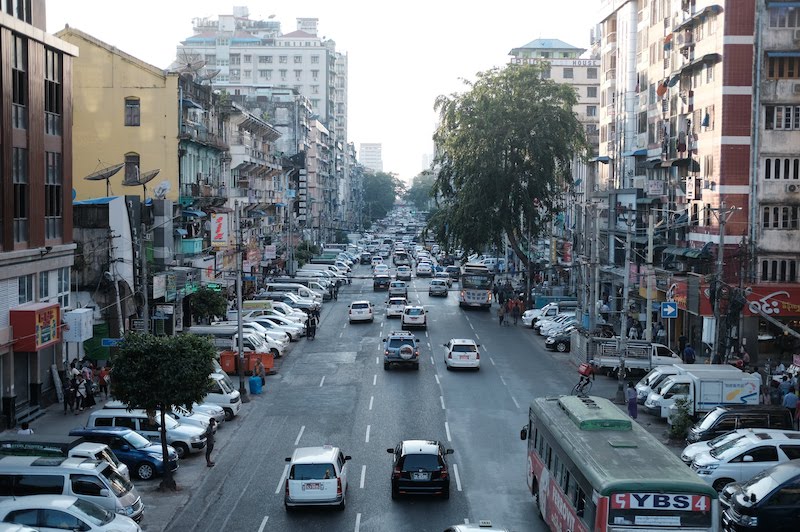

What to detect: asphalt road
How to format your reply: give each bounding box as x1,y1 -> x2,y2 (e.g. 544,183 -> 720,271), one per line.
163,264 -> 619,532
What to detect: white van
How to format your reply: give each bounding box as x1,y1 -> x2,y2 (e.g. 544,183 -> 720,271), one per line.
284,445 -> 351,510
185,326 -> 285,358
263,283 -> 323,304
0,455 -> 144,522
206,372 -> 242,421
0,437 -> 130,482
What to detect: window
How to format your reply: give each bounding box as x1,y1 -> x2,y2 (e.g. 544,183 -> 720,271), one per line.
4,510 -> 37,527
767,57 -> 800,79
587,86 -> 597,98
312,70 -> 319,80
638,111 -> 647,133
294,55 -> 302,63
124,153 -> 140,183
15,474 -> 64,496
12,35 -> 28,130
71,475 -> 104,497
769,6 -> 800,28
765,106 -> 800,130
243,54 -> 251,63
41,509 -> 84,530
45,151 -> 63,239
706,63 -> 714,83
13,147 -> 29,243
18,274 -> 33,304
763,157 -> 800,179
294,69 -> 302,81
311,85 -> 319,94
704,155 -> 715,178
258,69 -> 268,78
124,97 -> 140,126
58,267 -> 70,308
563,67 -> 574,79
734,446 -> 779,462
230,54 -> 240,65
311,99 -> 319,109
311,55 -> 319,64
279,55 -> 287,63
44,48 -> 62,135
586,106 -> 597,117
243,69 -> 251,78
114,417 -> 136,430
760,258 -> 799,282
39,271 -> 49,300
280,69 -> 287,81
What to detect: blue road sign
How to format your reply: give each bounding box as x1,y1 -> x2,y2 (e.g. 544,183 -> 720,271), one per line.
101,338 -> 122,348
661,302 -> 678,319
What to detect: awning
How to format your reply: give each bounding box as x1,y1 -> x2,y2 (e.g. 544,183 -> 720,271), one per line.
766,51 -> 800,58
591,156 -> 611,164
182,98 -> 202,109
675,53 -> 722,77
207,206 -> 233,213
673,5 -> 724,32
621,148 -> 648,157
670,158 -> 701,172
174,228 -> 188,237
644,158 -> 665,169
182,209 -> 206,218
247,210 -> 267,218
636,197 -> 662,205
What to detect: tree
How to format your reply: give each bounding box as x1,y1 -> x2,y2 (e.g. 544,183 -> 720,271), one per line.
405,172 -> 436,212
295,240 -> 320,267
430,64 -> 588,269
111,333 -> 216,491
363,171 -> 405,223
188,286 -> 227,324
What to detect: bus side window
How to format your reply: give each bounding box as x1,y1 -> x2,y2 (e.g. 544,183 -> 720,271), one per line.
562,469 -> 571,494
575,487 -> 586,517
545,444 -> 552,470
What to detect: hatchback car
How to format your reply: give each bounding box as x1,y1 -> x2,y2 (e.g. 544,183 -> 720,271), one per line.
416,262 -> 433,277
373,274 -> 391,290
401,306 -> 427,330
443,339 -> 481,370
388,440 -> 453,499
382,331 -> 420,370
386,297 -> 407,318
429,279 -> 449,297
0,496 -> 140,532
434,271 -> 453,287
284,445 -> 351,510
389,281 -> 408,297
544,327 -> 573,352
348,301 -> 374,323
395,266 -> 412,281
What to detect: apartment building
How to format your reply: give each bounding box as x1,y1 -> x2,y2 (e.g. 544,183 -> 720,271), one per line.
359,143 -> 383,172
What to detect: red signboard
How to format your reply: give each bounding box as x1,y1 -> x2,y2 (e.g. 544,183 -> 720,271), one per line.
10,302 -> 61,352
742,284 -> 800,318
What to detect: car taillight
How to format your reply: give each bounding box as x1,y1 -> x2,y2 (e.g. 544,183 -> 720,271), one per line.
448,352 -> 452,359
392,466 -> 401,479
476,352 -> 480,359
337,477 -> 343,496
385,350 -> 390,355
285,479 -> 289,497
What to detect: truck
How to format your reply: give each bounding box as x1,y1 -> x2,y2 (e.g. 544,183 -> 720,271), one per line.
592,339 -> 681,375
634,363 -> 746,404
643,368 -> 761,419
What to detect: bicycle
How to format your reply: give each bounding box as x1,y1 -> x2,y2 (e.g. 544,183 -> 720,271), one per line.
571,362 -> 596,396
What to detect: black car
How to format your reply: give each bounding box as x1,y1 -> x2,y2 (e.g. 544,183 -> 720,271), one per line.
360,252 -> 372,265
544,329 -> 571,352
445,266 -> 460,281
388,439 -> 453,499
720,459 -> 800,531
373,274 -> 391,290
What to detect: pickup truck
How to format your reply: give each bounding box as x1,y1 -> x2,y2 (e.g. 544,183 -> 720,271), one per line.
593,339 -> 680,375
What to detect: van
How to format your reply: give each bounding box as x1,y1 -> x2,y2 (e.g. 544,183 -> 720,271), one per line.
263,283 -> 323,304
206,372 -> 242,421
0,455 -> 144,521
86,409 -> 206,459
284,445 -> 351,510
526,301 -> 579,328
185,326 -> 284,357
687,405 -> 796,443
271,277 -> 333,299
720,459 -> 800,531
0,436 -> 130,482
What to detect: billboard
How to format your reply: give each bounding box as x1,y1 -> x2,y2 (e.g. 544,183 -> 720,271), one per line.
211,213 -> 229,247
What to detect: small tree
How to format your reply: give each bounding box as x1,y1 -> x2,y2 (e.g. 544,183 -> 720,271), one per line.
295,240 -> 320,267
111,333 -> 216,491
188,286 -> 228,324
668,397 -> 693,440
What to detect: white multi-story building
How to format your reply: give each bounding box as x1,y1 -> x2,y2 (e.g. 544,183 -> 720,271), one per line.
359,143 -> 384,172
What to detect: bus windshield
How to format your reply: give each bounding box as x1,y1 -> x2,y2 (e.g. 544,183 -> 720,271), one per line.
461,274 -> 493,289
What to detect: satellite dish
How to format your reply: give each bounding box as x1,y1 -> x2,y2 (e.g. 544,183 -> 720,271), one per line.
154,181 -> 171,200
170,48 -> 207,80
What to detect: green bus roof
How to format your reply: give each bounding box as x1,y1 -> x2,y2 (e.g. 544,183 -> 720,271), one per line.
532,396 -> 718,498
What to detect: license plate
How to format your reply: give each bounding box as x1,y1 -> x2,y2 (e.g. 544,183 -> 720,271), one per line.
459,355 -> 470,360
302,482 -> 322,491
412,472 -> 430,480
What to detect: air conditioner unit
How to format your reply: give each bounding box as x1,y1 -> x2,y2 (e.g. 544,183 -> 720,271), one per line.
794,29 -> 800,42
787,183 -> 800,193
793,83 -> 800,95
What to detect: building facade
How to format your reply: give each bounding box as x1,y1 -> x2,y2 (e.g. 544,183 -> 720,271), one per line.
359,143 -> 383,172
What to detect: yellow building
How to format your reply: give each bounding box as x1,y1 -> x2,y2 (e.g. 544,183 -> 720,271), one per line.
55,27 -> 181,201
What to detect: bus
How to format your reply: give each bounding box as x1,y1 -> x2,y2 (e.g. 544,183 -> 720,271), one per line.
458,263 -> 494,309
520,395 -> 719,532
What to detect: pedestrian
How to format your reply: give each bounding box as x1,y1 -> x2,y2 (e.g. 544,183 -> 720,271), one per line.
74,375 -> 87,414
307,313 -> 317,340
498,304 -> 506,326
98,365 -> 110,401
656,322 -> 666,343
492,283 -> 499,302
63,375 -> 76,415
626,382 -> 638,419
779,376 -> 792,398
782,387 -> 798,421
740,348 -> 751,371
511,299 -> 521,326
760,386 -> 771,405
678,333 -> 688,354
628,324 -> 639,340
683,344 -> 696,364
17,422 -> 34,435
254,359 -> 266,386
203,418 -> 217,467
333,284 -> 339,300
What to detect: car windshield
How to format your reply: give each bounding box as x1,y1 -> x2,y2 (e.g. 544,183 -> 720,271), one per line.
707,431 -> 740,448
388,338 -> 414,349
389,299 -> 406,306
123,431 -> 152,450
402,453 -> 442,471
741,468 -> 782,501
101,466 -> 134,497
71,498 -> 115,526
709,436 -> 748,458
290,463 -> 336,480
452,344 -> 477,352
697,409 -> 722,430
352,303 -> 369,309
406,308 -> 424,316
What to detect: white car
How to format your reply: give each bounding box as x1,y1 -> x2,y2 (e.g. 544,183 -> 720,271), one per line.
386,297 -> 407,318
349,301 -> 374,323
248,316 -> 304,341
189,401 -> 226,423
264,313 -> 307,334
371,256 -> 384,267
269,301 -> 308,322
443,338 -> 481,370
416,262 -> 433,277
540,318 -> 577,338
521,308 -> 543,328
0,496 -> 140,532
284,445 -> 351,510
433,271 -> 452,287
535,313 -> 575,334
401,306 -> 427,330
373,264 -> 390,276
396,266 -> 412,281
389,281 -> 408,297
680,429 -> 763,465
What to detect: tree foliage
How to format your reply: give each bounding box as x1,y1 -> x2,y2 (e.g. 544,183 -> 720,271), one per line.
188,286 -> 227,324
295,240 -> 320,267
111,333 -> 216,490
363,171 -> 405,223
430,64 -> 588,267
405,172 -> 436,212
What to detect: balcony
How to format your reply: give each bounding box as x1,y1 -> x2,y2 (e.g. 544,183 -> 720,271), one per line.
180,123 -> 228,150
181,238 -> 204,256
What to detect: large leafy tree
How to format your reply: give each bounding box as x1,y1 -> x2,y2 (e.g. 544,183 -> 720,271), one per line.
111,333 -> 216,491
188,286 -> 227,324
363,171 -> 405,223
405,172 -> 436,212
430,64 -> 587,268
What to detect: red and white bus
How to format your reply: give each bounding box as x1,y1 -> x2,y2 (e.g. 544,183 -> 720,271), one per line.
521,395 -> 719,531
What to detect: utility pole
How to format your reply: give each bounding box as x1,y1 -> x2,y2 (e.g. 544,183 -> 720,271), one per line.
616,207 -> 634,404
645,212 -> 655,342
235,203 -> 250,403
587,204 -> 597,333
140,223 -> 149,334
108,229 -> 124,338
712,202 -> 737,363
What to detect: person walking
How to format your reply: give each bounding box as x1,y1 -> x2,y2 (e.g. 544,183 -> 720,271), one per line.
511,299 -> 521,326
254,359 -> 266,386
307,313 -> 317,340
203,418 -> 217,467
628,324 -> 639,340
683,344 -> 696,364
98,366 -> 110,401
17,422 -> 34,435
497,304 -> 506,327
63,375 -> 76,415
782,387 -> 798,422
74,375 -> 87,414
626,382 -> 638,419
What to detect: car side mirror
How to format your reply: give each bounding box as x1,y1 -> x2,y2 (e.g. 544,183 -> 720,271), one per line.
476,344 -> 481,347
344,455 -> 352,461
443,343 -> 448,347
445,449 -> 454,455
386,448 -> 395,454
742,455 -> 754,462
285,457 -> 291,462
100,488 -> 110,497
520,427 -> 528,440
749,493 -> 756,503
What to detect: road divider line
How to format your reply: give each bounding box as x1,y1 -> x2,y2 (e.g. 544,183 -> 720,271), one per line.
431,355 -> 435,365
275,464 -> 289,494
342,322 -> 347,329
373,374 -> 377,385
499,376 -> 507,386
376,356 -> 379,364
511,395 -> 520,409
257,516 -> 269,532
489,357 -> 496,366
354,512 -> 362,532
294,426 -> 305,446
360,465 -> 366,488
445,421 -> 452,442
453,463 -> 463,491
365,425 -> 371,443
440,395 -> 445,410
339,331 -> 343,338
469,322 -> 474,330
369,396 -> 374,410
475,333 -> 480,340
435,374 -> 440,385
319,376 -> 326,387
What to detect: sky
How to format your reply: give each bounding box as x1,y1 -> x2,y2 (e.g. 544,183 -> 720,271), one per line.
47,0 -> 599,184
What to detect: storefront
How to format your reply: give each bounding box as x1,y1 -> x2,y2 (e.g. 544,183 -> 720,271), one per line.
740,284 -> 800,362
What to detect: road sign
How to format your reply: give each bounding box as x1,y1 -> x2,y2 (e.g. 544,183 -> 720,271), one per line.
131,319 -> 146,332
101,338 -> 122,348
661,302 -> 678,319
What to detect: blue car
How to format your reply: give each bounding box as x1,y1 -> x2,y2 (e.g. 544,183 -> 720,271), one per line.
69,426 -> 179,480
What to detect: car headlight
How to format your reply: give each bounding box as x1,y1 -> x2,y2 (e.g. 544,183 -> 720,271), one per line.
191,435 -> 202,442
735,514 -> 758,527
696,464 -> 719,474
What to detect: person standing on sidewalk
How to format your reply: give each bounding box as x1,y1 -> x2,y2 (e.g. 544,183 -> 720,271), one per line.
98,365 -> 110,401
204,418 -> 217,467
626,382 -> 638,419
782,387 -> 798,423
17,422 -> 34,435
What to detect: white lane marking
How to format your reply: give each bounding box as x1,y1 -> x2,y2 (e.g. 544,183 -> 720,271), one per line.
342,322 -> 347,329
319,376 -> 326,387
435,374 -> 440,385
354,512 -> 362,532
499,375 -> 507,386
275,464 -> 289,494
365,425 -> 371,442
373,374 -> 377,385
369,396 -> 374,410
475,333 -> 480,340
440,396 -> 445,410
511,395 -> 520,409
453,463 -> 463,491
360,465 -> 366,488
445,421 -> 452,442
376,356 -> 379,364
257,516 -> 269,532
294,426 -> 305,446
431,356 -> 435,365
489,357 -> 496,366
339,331 -> 343,338
469,322 -> 474,330
427,342 -> 431,348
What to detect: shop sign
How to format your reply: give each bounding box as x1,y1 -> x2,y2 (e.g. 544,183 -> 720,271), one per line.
10,302 -> 61,351
63,308 -> 93,343
743,285 -> 800,318
153,273 -> 166,299
211,214 -> 229,247
264,245 -> 277,260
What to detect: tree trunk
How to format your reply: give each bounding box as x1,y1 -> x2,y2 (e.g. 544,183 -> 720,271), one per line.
504,225 -> 530,271
158,406 -> 177,491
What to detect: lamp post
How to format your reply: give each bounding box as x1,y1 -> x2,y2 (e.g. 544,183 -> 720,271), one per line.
235,203 -> 250,404
616,206 -> 635,404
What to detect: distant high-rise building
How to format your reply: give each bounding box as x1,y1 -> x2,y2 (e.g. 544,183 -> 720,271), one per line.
359,143 -> 383,172
421,153 -> 434,171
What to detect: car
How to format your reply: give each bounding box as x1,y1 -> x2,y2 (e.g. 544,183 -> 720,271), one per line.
680,429 -> 794,466
371,256 -> 384,267
348,301 -> 374,323
0,496 -> 141,532
401,306 -> 427,330
434,271 -> 452,287
382,331 -> 420,370
360,252 -> 372,265
373,274 -> 391,290
429,279 -> 449,297
389,281 -> 408,297
416,262 -> 433,277
444,522 -> 509,532
68,427 -> 179,481
248,316 -> 304,341
102,400 -> 214,434
395,266 -> 412,281
374,263 -> 390,276
445,266 -> 460,281
544,327 -> 574,352
284,445 -> 351,510
386,297 -> 407,318
540,318 -> 577,338
387,440 -> 453,499
443,338 -> 481,370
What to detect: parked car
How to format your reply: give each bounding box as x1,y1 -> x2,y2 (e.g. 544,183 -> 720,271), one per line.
544,326 -> 574,352
0,496 -> 141,532
719,459 -> 800,531
387,440 -> 453,499
687,405 -> 796,443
